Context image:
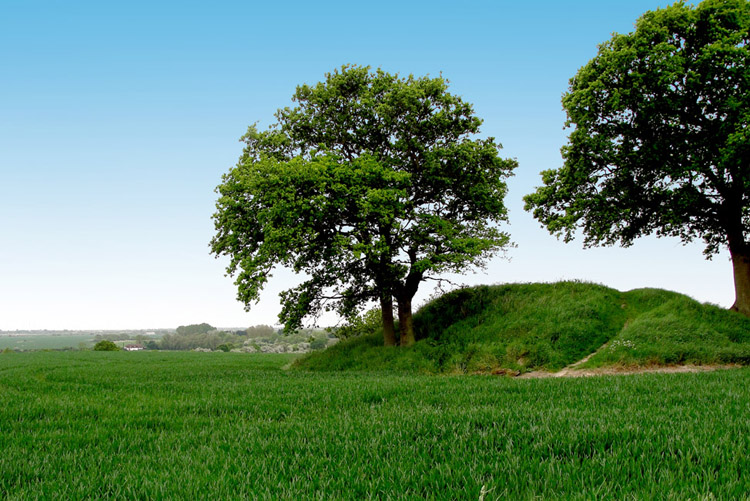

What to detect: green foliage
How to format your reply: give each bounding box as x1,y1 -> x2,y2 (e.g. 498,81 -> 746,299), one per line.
299,282 -> 750,372
245,325 -> 276,338
523,0 -> 750,315
152,324 -> 316,352
176,323 -> 215,336
308,335 -> 329,351
332,307 -> 383,340
159,329 -> 234,351
93,340 -> 120,351
1,351 -> 749,498
241,328 -> 326,346
525,0 -> 750,253
211,65 -> 516,337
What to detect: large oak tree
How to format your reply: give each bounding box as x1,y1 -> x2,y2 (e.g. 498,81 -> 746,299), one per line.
212,66 -> 516,346
524,0 -> 750,316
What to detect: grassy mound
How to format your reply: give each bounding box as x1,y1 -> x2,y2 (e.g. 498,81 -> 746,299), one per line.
297,281 -> 750,373
584,288 -> 750,367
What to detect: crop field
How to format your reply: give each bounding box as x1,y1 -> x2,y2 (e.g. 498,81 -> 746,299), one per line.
0,334 -> 95,351
1,352 -> 748,499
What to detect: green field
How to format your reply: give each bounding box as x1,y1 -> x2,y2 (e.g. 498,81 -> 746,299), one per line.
0,334 -> 95,350
1,351 -> 748,499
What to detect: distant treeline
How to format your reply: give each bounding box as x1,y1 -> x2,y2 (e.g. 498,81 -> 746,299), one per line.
160,324 -> 241,351
156,324 -> 331,352
4,324 -> 333,353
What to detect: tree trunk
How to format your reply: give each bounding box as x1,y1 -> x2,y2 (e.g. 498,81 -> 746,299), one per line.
395,268 -> 422,348
398,298 -> 416,347
730,249 -> 750,317
381,296 -> 397,346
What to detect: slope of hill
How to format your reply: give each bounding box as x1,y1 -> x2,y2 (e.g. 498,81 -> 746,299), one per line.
296,282 -> 750,373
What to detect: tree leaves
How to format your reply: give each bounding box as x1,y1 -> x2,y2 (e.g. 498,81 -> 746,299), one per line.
212,65 -> 516,334
525,0 -> 750,258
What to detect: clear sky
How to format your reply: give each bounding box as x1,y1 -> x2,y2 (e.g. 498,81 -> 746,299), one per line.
1,0 -> 728,330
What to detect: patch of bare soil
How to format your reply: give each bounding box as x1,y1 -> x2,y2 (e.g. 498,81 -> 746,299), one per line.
518,364 -> 742,379
515,340 -> 742,378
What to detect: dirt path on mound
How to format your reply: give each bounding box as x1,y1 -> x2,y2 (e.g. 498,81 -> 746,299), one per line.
517,364 -> 737,379
552,342 -> 607,377
517,341 -> 740,378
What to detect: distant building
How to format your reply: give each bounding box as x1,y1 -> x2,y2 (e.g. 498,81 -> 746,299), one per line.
124,344 -> 144,351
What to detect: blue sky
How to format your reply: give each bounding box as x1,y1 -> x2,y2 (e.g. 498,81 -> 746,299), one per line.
1,0 -> 728,330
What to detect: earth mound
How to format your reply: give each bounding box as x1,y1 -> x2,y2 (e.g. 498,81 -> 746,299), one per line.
297,281 -> 750,374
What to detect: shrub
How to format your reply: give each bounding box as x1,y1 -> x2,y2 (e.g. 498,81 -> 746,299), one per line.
309,336 -> 329,350
246,325 -> 276,338
93,340 -> 120,351
333,308 -> 383,340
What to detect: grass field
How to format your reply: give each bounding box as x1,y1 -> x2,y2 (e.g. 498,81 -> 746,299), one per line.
1,351 -> 748,499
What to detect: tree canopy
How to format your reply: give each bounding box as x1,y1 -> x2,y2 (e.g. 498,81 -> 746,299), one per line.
524,0 -> 750,316
211,65 -> 517,346
176,323 -> 215,336
93,340 -> 119,351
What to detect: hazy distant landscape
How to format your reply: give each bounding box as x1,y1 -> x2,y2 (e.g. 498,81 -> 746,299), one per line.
0,330 -> 169,343
0,324 -> 336,354
0,329 -> 167,351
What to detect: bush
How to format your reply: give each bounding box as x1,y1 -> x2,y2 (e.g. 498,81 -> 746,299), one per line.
246,325 -> 276,338
309,335 -> 329,350
93,340 -> 120,351
334,308 -> 382,340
